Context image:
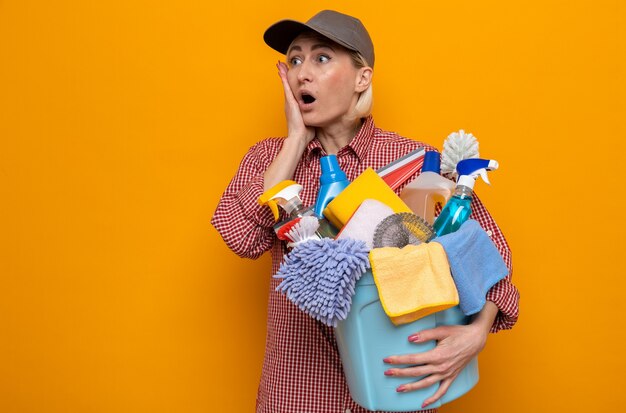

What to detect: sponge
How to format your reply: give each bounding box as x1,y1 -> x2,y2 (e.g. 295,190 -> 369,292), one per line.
323,168 -> 412,230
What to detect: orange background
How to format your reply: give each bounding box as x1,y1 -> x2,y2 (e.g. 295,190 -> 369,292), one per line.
1,1 -> 624,411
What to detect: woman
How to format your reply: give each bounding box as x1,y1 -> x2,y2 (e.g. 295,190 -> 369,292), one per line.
212,10 -> 519,413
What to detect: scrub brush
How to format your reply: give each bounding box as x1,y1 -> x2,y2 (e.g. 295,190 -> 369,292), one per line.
279,215 -> 321,248
275,217 -> 302,241
441,130 -> 479,178
274,237 -> 370,327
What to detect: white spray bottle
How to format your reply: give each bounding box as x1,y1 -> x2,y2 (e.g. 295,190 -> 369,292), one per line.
258,180 -> 338,239
258,180 -> 307,221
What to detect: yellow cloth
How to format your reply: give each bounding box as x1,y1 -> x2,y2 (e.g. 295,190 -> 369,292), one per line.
370,243 -> 459,325
323,168 -> 412,230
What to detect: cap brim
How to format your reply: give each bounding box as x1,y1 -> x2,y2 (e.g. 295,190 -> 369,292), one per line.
263,20 -> 312,55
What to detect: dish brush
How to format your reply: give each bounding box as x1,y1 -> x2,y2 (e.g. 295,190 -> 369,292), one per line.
279,215 -> 321,248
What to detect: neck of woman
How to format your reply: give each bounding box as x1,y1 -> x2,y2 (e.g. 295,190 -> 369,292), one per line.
315,118 -> 363,154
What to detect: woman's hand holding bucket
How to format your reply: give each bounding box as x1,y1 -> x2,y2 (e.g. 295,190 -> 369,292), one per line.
383,301 -> 499,408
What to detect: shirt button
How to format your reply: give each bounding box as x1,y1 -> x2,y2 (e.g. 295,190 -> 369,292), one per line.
486,230 -> 493,237
345,410 -> 352,413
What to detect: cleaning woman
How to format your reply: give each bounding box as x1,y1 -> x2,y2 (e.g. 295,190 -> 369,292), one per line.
211,10 -> 519,413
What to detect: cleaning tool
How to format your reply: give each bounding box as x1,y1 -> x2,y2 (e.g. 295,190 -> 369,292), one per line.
314,155 -> 351,217
433,158 -> 499,236
275,217 -> 300,239
372,212 -> 435,248
258,180 -> 307,221
259,180 -> 337,238
400,151 -> 455,224
334,157 -> 485,412
335,214 -> 479,410
433,219 -> 509,315
323,168 -> 412,230
369,243 -> 459,325
274,238 -> 370,327
376,148 -> 426,190
279,215 -> 320,248
441,130 -> 479,178
335,199 -> 394,250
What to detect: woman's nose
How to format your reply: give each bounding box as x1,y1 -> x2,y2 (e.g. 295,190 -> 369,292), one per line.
296,60 -> 313,83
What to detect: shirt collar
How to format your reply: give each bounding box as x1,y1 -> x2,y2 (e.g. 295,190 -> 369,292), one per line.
304,116 -> 376,163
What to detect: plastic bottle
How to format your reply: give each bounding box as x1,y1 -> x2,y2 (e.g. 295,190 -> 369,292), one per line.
258,180 -> 308,221
314,155 -> 350,217
433,158 -> 499,236
400,151 -> 455,225
258,180 -> 338,238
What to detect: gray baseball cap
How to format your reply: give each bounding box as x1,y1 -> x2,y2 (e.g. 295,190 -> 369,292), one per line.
263,10 -> 375,68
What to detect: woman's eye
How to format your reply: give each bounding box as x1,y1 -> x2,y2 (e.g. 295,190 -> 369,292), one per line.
317,55 -> 330,63
289,57 -> 302,66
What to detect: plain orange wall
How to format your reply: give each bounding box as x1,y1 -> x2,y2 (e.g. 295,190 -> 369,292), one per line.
1,1 -> 624,411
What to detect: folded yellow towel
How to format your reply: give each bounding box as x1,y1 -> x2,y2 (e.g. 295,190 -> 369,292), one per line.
370,243 -> 459,325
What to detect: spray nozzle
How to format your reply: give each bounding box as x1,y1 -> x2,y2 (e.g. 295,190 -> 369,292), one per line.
456,158 -> 499,189
258,180 -> 304,221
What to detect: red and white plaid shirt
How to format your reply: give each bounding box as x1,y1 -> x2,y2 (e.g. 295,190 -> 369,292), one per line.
212,116 -> 519,413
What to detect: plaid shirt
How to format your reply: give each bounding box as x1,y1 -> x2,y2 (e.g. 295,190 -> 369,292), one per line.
212,116 -> 519,413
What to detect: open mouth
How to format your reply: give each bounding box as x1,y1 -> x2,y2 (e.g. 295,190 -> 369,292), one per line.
301,94 -> 316,104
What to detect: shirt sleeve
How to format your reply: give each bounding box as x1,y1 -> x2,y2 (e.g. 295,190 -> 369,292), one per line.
470,194 -> 520,333
211,140 -> 278,259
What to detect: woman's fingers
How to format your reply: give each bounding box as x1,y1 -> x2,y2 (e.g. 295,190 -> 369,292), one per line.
383,352 -> 431,366
385,323 -> 485,402
384,349 -> 451,379
384,345 -> 442,366
384,364 -> 433,378
384,321 -> 490,403
421,376 -> 455,408
276,62 -> 296,103
276,61 -> 315,143
277,62 -> 299,116
408,325 -> 453,343
395,373 -> 441,393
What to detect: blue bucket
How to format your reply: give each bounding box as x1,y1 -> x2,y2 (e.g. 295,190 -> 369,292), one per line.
335,270 -> 478,411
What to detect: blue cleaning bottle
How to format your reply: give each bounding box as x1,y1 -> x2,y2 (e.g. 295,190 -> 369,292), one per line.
433,158 -> 499,236
314,155 -> 350,217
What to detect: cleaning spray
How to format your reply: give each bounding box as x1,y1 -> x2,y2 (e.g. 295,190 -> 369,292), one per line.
400,151 -> 455,225
433,158 -> 499,236
314,155 -> 350,217
258,180 -> 308,221
258,180 -> 338,238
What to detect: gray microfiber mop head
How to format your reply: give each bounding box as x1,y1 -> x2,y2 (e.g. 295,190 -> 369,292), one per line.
274,238 -> 370,327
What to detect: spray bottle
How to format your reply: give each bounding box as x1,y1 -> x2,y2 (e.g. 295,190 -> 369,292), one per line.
400,151 -> 455,225
314,155 -> 350,217
258,180 -> 338,239
258,180 -> 308,221
433,158 -> 499,236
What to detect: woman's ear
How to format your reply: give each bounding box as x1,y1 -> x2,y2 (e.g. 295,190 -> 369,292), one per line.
355,67 -> 373,93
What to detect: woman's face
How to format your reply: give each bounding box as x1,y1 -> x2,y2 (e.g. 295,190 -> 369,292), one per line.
286,34 -> 369,128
